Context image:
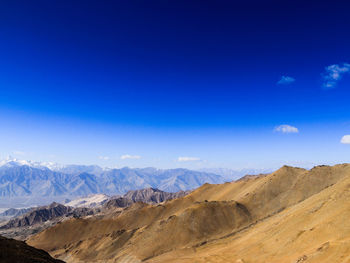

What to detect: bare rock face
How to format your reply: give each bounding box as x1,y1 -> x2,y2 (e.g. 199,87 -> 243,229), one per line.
103,188 -> 190,209
123,188 -> 190,203
0,203 -> 73,229
103,197 -> 134,209
0,235 -> 65,263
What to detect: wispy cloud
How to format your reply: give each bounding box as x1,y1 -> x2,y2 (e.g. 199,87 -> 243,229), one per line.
98,156 -> 110,160
322,63 -> 350,89
341,135 -> 350,144
277,76 -> 295,85
120,154 -> 141,160
178,156 -> 200,162
274,125 -> 299,134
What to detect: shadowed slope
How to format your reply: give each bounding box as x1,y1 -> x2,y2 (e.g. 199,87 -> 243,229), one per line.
0,235 -> 64,263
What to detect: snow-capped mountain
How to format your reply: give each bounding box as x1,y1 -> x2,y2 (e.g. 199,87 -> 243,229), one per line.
0,157 -> 65,171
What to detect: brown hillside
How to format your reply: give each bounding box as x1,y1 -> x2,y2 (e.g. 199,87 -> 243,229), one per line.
149,164 -> 350,263
27,164 -> 350,263
0,235 -> 64,263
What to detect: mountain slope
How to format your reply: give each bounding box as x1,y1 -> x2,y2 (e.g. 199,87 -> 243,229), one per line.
27,164 -> 350,263
0,235 -> 64,263
148,164 -> 350,263
123,188 -> 189,203
0,188 -> 190,240
0,203 -> 73,229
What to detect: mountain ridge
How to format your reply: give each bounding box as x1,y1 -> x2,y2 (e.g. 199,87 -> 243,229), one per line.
26,163 -> 350,263
0,187 -> 190,240
0,161 -> 224,206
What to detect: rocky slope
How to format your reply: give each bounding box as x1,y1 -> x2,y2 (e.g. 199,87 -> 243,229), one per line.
0,203 -> 74,229
27,163 -> 350,263
0,203 -> 96,240
102,188 -> 189,209
0,188 -> 190,240
0,235 -> 64,263
123,187 -> 190,203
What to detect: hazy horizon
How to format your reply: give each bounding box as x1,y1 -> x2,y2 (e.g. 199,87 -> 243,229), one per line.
0,155 -> 327,171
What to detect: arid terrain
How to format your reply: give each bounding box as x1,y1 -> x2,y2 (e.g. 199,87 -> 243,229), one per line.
0,188 -> 189,240
2,1 -> 349,262
23,163 -> 350,263
0,235 -> 64,263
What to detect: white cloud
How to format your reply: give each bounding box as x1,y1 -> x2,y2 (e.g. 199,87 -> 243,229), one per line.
178,156 -> 200,162
322,63 -> 350,89
98,156 -> 110,160
277,76 -> 295,85
341,135 -> 350,144
274,125 -> 299,134
120,154 -> 141,160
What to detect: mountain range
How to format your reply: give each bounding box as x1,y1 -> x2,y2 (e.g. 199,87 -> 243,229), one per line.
25,163 -> 350,263
0,158 -> 224,207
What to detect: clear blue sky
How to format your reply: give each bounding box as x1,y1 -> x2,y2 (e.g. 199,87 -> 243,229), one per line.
0,0 -> 350,169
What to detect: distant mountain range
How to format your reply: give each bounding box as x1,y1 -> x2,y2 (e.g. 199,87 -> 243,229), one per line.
0,158 -> 224,207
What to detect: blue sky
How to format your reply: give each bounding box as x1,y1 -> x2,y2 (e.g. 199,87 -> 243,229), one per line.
0,0 -> 350,169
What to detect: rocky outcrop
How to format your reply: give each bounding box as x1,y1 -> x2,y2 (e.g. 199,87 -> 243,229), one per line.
123,187 -> 190,203
103,197 -> 134,209
103,188 -> 190,209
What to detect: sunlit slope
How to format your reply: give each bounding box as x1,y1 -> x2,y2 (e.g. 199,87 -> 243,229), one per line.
149,164 -> 350,263
28,164 -> 350,263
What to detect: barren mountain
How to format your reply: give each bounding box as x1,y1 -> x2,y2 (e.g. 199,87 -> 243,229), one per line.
0,188 -> 190,240
27,164 -> 350,263
0,203 -> 96,240
0,203 -> 73,229
123,187 -> 190,203
102,188 -> 189,209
